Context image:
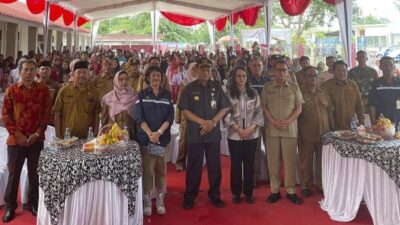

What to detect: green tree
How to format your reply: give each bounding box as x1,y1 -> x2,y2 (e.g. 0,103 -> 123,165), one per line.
272,0 -> 336,44
353,4 -> 390,25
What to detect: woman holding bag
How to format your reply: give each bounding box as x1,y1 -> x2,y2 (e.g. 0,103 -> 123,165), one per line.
134,66 -> 174,216
224,66 -> 264,204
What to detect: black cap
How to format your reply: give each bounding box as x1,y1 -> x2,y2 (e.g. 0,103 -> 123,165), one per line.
39,60 -> 52,68
73,61 -> 88,71
196,57 -> 212,68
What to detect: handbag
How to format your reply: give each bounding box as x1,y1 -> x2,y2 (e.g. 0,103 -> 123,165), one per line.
146,143 -> 166,157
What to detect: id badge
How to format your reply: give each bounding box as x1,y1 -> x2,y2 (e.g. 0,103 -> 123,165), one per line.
396,100 -> 400,109
211,100 -> 217,109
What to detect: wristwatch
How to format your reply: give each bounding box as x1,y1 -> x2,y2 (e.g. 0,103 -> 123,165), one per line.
157,129 -> 163,135
33,133 -> 40,137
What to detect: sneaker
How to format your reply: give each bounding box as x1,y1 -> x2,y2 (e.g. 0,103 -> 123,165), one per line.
143,194 -> 152,216
156,193 -> 166,215
183,199 -> 194,209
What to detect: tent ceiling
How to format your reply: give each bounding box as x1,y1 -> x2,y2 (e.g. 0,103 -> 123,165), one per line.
57,0 -> 264,21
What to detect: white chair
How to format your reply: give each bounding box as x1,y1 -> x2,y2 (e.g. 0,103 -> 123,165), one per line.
0,163 -> 9,207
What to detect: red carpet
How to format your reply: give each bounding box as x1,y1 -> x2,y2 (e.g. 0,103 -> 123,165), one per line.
0,156 -> 373,225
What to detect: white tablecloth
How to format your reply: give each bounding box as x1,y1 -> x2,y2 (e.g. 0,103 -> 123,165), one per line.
37,178 -> 143,225
320,144 -> 400,225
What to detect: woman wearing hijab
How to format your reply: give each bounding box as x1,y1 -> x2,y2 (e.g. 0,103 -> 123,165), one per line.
174,62 -> 197,171
102,70 -> 138,140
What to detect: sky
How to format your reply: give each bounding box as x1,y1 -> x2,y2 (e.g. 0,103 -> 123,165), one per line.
356,0 -> 399,21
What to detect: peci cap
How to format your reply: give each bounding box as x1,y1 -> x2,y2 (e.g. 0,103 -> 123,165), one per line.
39,60 -> 52,68
196,57 -> 213,68
73,61 -> 89,71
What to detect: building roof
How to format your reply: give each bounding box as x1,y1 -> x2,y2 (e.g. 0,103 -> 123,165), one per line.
0,1 -> 89,33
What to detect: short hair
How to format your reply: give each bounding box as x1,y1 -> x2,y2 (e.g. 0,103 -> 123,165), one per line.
18,59 -> 36,73
326,56 -> 336,61
303,66 -> 318,75
356,50 -> 367,56
144,66 -> 162,85
149,56 -> 160,63
380,56 -> 394,64
299,56 -> 310,63
332,60 -> 348,71
273,60 -> 288,69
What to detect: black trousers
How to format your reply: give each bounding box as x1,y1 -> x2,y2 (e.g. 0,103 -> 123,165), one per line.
228,138 -> 257,197
4,141 -> 44,210
184,142 -> 221,201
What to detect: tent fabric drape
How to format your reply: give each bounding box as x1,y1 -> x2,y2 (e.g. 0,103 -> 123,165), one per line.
279,0 -> 311,16
49,4 -> 63,22
336,0 -> 353,67
26,0 -> 45,15
0,0 -> 17,3
214,6 -> 260,32
77,17 -> 89,27
63,9 -> 74,26
160,11 -> 205,26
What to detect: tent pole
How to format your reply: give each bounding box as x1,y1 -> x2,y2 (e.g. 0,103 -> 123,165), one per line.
43,0 -> 50,57
230,14 -> 234,51
264,0 -> 272,56
73,15 -> 78,53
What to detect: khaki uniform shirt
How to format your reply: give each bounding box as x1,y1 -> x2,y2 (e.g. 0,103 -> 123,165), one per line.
295,70 -> 305,87
53,83 -> 101,138
298,87 -> 333,142
129,71 -> 142,93
321,78 -> 364,130
93,74 -> 114,99
137,74 -> 171,91
260,80 -> 304,137
37,78 -> 60,105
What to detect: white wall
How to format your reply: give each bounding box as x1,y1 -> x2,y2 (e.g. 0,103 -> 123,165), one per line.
19,24 -> 29,55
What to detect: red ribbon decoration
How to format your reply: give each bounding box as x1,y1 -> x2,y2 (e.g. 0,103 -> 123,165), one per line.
160,11 -> 205,26
215,16 -> 228,32
63,9 -> 74,26
26,0 -> 45,14
49,4 -> 63,22
77,17 -> 89,27
240,6 -> 261,26
323,0 -> 336,5
0,0 -> 18,3
280,0 -> 311,16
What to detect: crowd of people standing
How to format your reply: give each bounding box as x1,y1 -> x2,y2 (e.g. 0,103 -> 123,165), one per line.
1,45 -> 399,223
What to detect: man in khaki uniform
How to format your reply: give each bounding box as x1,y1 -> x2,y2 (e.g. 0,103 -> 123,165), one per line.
54,61 -> 101,139
137,56 -> 171,91
93,58 -> 114,126
261,60 -> 303,205
298,66 -> 334,197
126,58 -> 142,93
321,60 -> 364,130
37,61 -> 60,105
294,56 -> 310,87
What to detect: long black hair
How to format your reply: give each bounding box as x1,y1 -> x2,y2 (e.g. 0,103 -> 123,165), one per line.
227,66 -> 256,99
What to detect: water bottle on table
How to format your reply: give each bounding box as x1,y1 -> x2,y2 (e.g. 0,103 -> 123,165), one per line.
64,127 -> 71,140
87,127 -> 94,141
351,116 -> 358,132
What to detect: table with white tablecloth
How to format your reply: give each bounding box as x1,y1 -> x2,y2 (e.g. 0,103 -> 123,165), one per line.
320,133 -> 400,225
37,140 -> 143,225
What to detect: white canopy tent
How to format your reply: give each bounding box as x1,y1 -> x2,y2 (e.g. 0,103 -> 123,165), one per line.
38,0 -> 352,65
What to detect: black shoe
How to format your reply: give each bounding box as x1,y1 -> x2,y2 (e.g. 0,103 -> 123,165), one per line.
232,195 -> 240,204
287,194 -> 302,205
2,208 -> 15,223
267,193 -> 281,203
245,196 -> 254,204
301,189 -> 312,197
317,188 -> 324,196
210,198 -> 225,208
183,199 -> 194,209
